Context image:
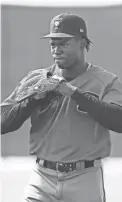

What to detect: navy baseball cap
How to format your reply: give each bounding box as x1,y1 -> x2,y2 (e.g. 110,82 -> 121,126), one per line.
43,13 -> 89,38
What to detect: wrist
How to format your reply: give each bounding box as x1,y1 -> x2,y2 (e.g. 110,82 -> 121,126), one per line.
56,82 -> 77,97
66,83 -> 77,96
69,85 -> 77,96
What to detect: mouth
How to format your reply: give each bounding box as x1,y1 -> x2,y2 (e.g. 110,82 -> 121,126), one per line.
54,57 -> 66,61
54,59 -> 66,65
55,58 -> 64,61
53,54 -> 65,59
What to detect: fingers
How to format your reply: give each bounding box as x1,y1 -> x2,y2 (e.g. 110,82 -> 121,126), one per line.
54,82 -> 77,96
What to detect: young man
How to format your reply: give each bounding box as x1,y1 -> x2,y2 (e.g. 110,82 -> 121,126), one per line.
1,13 -> 122,202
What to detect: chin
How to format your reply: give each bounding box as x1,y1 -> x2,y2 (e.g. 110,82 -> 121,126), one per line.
58,65 -> 66,69
55,61 -> 67,69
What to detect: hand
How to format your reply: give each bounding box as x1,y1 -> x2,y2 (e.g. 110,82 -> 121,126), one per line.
15,73 -> 65,102
33,74 -> 65,100
56,81 -> 77,97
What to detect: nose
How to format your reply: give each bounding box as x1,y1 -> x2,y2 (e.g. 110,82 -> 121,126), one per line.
53,46 -> 63,55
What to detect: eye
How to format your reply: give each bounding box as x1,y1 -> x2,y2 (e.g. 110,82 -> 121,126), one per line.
50,43 -> 55,48
50,42 -> 69,48
60,43 -> 68,47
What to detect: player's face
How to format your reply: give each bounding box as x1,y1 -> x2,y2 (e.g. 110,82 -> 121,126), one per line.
50,37 -> 82,69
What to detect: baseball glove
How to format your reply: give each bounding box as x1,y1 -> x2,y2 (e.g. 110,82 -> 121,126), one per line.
14,69 -> 65,103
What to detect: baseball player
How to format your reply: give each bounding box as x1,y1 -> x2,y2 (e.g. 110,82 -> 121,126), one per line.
1,13 -> 122,202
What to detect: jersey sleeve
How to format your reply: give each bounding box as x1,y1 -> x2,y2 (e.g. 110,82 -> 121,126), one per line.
1,69 -> 46,134
102,77 -> 122,107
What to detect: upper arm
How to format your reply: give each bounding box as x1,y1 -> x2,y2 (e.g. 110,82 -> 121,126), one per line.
102,77 -> 122,107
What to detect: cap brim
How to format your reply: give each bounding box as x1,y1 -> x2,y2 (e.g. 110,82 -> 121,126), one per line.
42,33 -> 74,38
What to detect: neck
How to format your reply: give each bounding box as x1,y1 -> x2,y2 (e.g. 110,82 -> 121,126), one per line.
61,60 -> 88,81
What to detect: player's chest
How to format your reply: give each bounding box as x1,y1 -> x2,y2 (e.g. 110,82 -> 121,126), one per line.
70,75 -> 105,99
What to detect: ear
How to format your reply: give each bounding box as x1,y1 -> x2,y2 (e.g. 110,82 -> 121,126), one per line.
80,38 -> 87,49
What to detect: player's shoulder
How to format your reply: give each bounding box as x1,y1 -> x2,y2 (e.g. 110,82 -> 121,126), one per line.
91,64 -> 118,86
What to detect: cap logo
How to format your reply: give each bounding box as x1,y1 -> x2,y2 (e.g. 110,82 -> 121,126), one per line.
54,20 -> 60,27
80,28 -> 84,32
53,19 -> 61,32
